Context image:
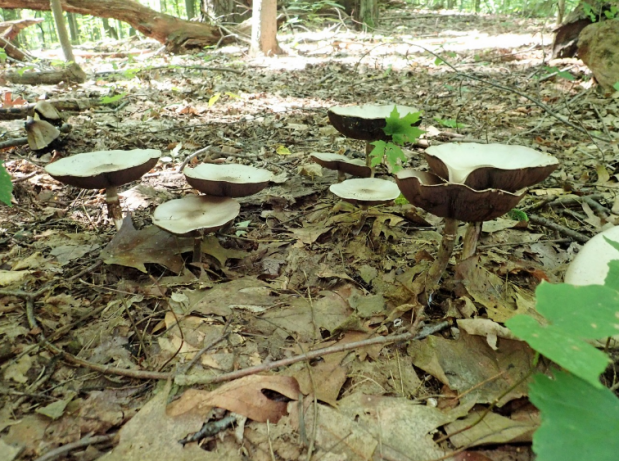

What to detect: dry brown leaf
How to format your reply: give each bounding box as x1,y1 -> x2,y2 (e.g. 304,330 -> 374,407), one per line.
168,375 -> 300,423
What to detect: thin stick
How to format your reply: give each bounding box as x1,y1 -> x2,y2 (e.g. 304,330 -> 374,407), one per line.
529,214 -> 590,243
36,434 -> 116,461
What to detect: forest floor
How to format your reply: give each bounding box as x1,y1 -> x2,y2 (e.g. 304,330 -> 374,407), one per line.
0,4 -> 618,461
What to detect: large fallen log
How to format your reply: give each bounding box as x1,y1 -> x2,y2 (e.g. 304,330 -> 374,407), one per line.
0,0 -> 225,53
0,18 -> 42,60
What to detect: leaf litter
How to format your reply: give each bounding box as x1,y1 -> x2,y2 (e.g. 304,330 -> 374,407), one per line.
0,4 -> 618,461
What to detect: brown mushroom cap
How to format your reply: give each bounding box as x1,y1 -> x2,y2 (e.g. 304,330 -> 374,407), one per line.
395,169 -> 527,222
184,164 -> 273,197
152,195 -> 241,235
45,149 -> 161,189
425,143 -> 558,192
310,153 -> 372,178
328,104 -> 420,141
34,101 -> 61,124
329,178 -> 401,206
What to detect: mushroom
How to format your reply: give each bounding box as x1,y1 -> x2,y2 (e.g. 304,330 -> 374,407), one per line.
33,101 -> 62,125
423,143 -> 559,259
25,117 -> 60,152
184,163 -> 273,197
328,104 -> 421,166
45,149 -> 161,231
396,142 -> 558,303
330,177 -> 400,234
329,178 -> 401,208
565,226 -> 619,286
310,153 -> 372,182
152,195 -> 241,263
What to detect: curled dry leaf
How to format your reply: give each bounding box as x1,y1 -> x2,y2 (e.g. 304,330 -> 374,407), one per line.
167,375 -> 300,423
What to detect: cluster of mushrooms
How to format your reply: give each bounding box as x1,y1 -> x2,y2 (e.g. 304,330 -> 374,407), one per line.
309,105 -> 559,302
43,104 -> 560,296
44,150 -> 272,263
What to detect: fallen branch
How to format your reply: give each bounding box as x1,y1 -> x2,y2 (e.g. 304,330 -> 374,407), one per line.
529,213 -> 590,243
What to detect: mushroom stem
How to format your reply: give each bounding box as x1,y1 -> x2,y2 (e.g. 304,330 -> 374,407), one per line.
423,217 -> 458,304
193,230 -> 204,263
461,221 -> 482,260
365,142 -> 376,178
337,171 -> 346,183
352,204 -> 369,236
105,186 -> 124,231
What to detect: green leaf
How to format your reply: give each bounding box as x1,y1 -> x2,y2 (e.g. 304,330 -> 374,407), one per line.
508,208 -> 528,221
382,106 -> 424,145
433,117 -> 465,129
208,93 -> 221,107
529,370 -> 619,461
614,82 -> 619,91
506,315 -> 609,388
384,143 -> 406,173
369,140 -> 387,167
99,93 -> 126,105
0,162 -> 12,206
534,282 -> 619,339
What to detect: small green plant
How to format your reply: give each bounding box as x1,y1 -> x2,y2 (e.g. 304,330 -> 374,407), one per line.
604,5 -> 619,18
507,208 -> 528,221
0,48 -> 7,64
369,106 -> 424,173
506,238 -> 619,460
99,92 -> 127,105
538,65 -> 575,81
433,117 -> 465,129
0,161 -> 13,206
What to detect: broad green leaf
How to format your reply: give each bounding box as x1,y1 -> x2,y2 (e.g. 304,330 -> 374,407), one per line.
225,92 -> 240,99
534,282 -> 619,339
0,162 -> 12,206
276,145 -> 291,155
529,370 -> 619,461
384,143 -> 406,173
604,260 -> 619,292
508,209 -> 528,222
100,93 -> 126,105
369,140 -> 387,167
382,106 -> 424,145
614,82 -> 619,91
506,315 -> 609,388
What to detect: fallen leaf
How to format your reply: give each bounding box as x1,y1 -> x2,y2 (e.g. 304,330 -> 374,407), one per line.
201,235 -> 248,265
457,318 -> 518,350
445,409 -> 537,447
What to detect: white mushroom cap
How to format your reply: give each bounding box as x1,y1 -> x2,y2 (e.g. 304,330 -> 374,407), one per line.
329,178 -> 400,206
425,143 -> 558,191
329,104 -> 419,119
310,153 -> 371,177
152,195 -> 241,235
184,163 -> 273,197
565,226 -> 619,286
45,149 -> 161,189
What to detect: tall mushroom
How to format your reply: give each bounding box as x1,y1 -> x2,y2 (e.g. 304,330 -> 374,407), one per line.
45,149 -> 161,231
152,195 -> 241,263
328,104 -> 420,170
396,143 -> 558,303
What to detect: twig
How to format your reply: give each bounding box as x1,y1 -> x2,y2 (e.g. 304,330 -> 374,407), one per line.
528,214 -> 590,243
177,145 -> 214,172
180,318 -> 233,374
11,172 -> 37,183
36,434 -> 116,461
404,42 -> 611,143
175,321 -> 450,385
0,136 -> 27,149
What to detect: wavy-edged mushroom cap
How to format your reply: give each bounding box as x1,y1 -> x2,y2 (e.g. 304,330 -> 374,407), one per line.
328,104 -> 420,141
425,143 -> 558,192
310,153 -> 372,178
153,195 -> 241,235
395,169 -> 526,222
45,149 -> 161,189
330,178 -> 400,207
184,163 -> 273,197
26,117 -> 60,151
34,101 -> 61,124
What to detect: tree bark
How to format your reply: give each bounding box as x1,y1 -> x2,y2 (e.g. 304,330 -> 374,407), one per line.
249,0 -> 282,56
0,0 -> 224,52
352,0 -> 378,30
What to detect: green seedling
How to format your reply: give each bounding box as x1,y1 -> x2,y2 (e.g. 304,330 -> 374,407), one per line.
369,106 -> 424,173
100,92 -> 127,105
539,65 -> 575,81
507,208 -> 528,221
0,48 -> 7,63
235,220 -> 251,237
0,162 -> 12,206
433,117 -> 465,129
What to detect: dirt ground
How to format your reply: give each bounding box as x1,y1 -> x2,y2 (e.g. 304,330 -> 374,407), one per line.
0,5 -> 618,461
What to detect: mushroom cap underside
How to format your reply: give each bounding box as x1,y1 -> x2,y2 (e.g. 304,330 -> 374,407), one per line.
184,163 -> 273,197
310,153 -> 372,177
328,104 -> 420,141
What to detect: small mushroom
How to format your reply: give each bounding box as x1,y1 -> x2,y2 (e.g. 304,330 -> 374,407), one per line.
25,117 -> 60,152
184,163 -> 273,197
45,149 -> 161,230
328,104 -> 420,142
34,101 -> 62,125
310,153 -> 372,182
152,195 -> 241,263
329,178 -> 400,207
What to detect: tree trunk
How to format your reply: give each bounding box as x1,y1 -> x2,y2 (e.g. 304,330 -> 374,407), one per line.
201,0 -> 250,24
352,0 -> 378,30
0,0 -> 224,53
249,0 -> 282,56
101,17 -> 118,39
67,12 -> 79,43
185,0 -> 196,19
50,0 -> 76,62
